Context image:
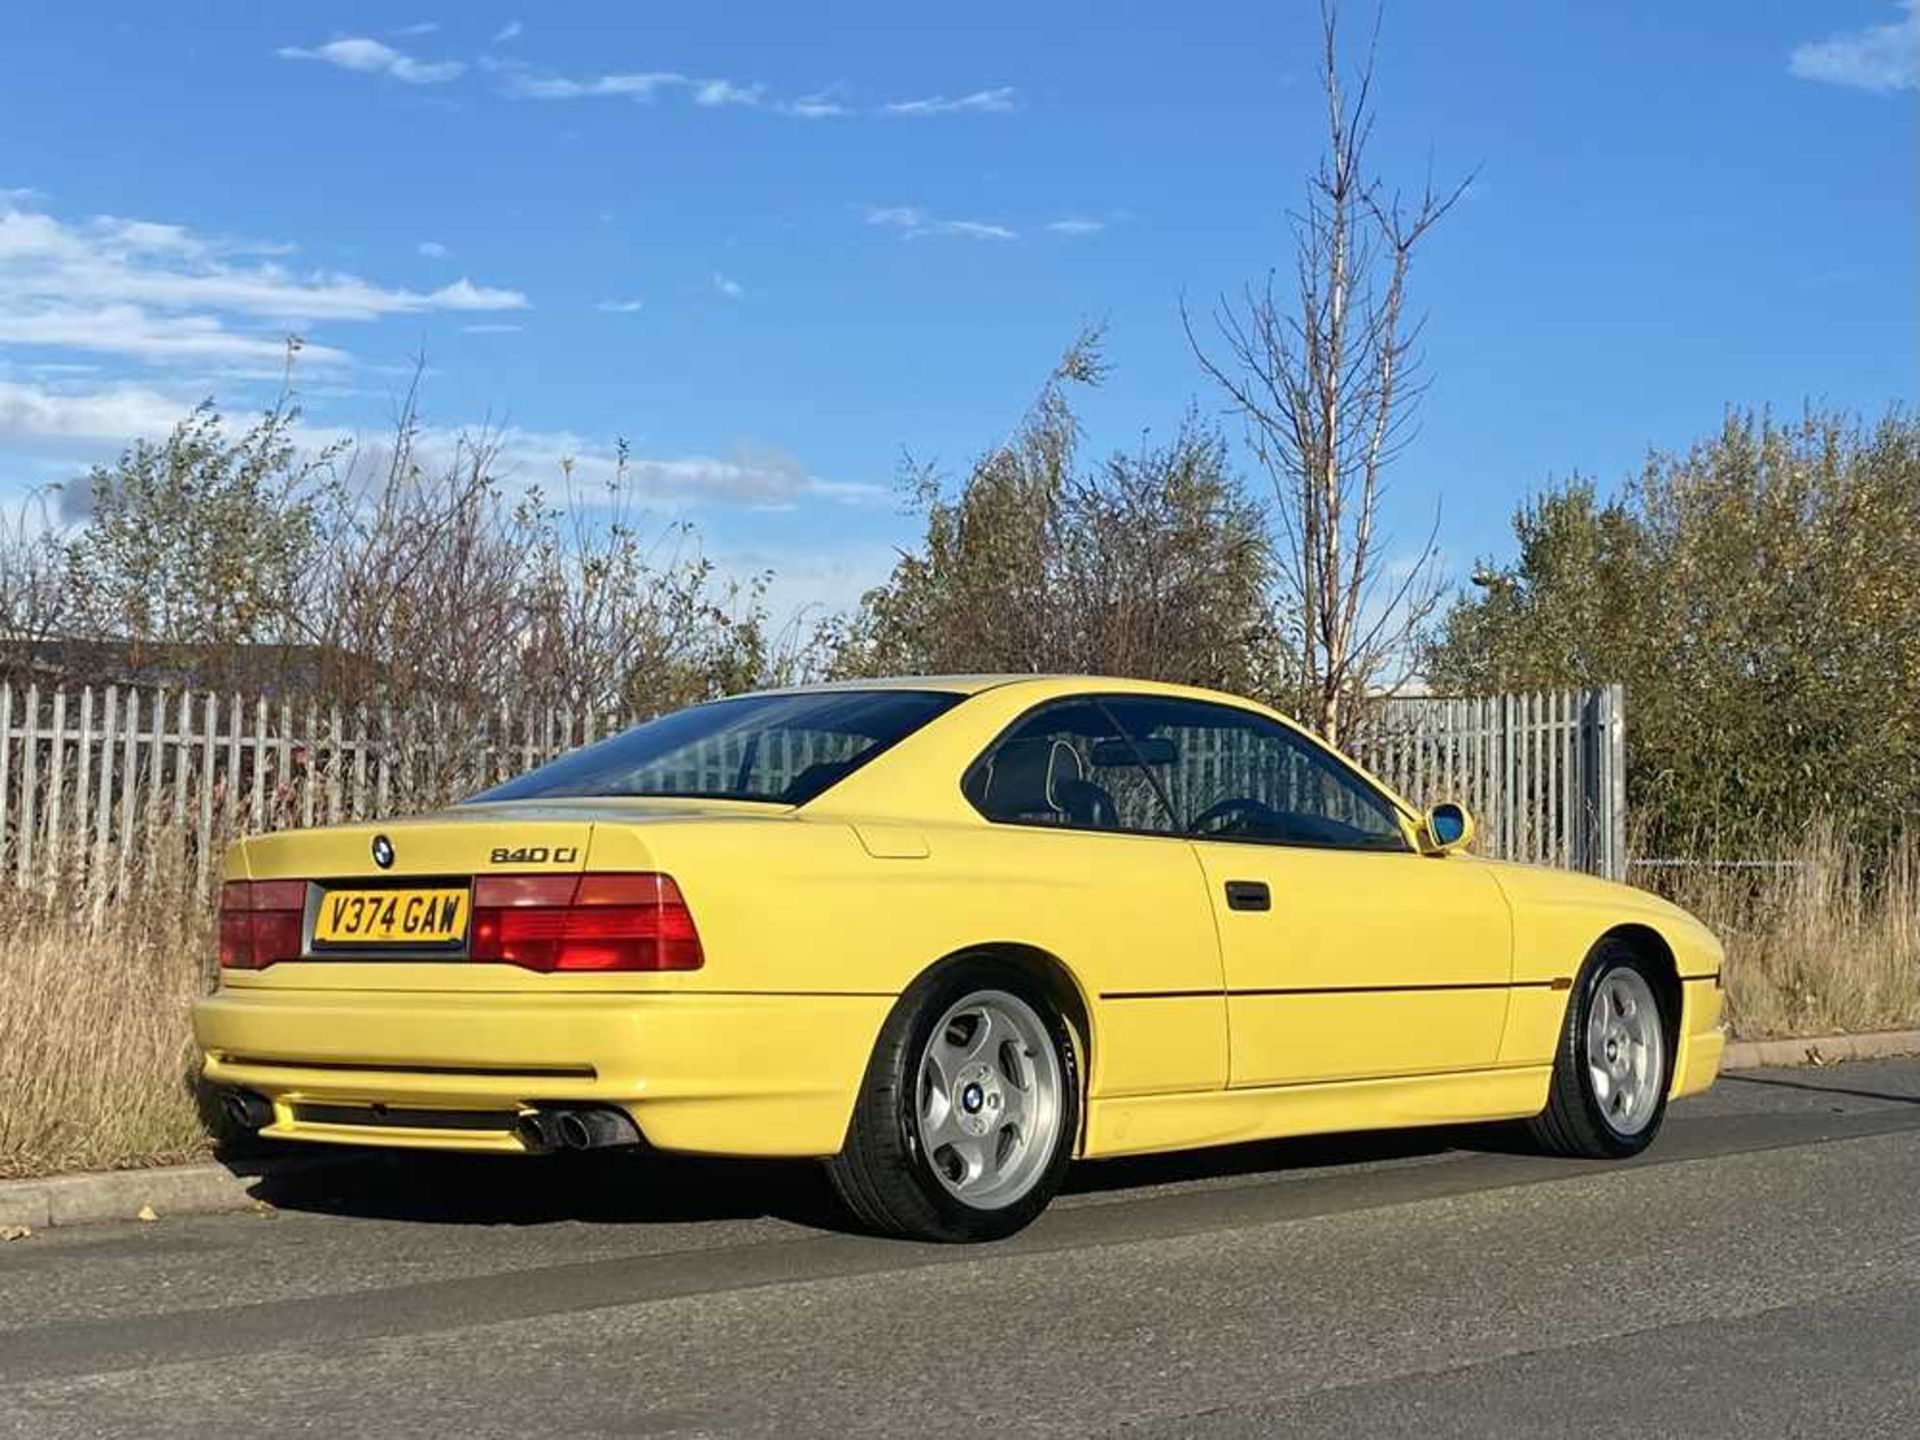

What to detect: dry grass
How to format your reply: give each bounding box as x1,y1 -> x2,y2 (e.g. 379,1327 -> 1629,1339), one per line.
0,839 -> 217,1180
1637,824 -> 1919,1039
1,821 -> 1915,1180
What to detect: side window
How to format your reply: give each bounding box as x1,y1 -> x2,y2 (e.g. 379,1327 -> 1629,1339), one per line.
1100,696 -> 1410,853
963,699 -> 1181,835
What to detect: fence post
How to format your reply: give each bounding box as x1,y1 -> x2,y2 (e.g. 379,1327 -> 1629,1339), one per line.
0,682 -> 12,875
1605,683 -> 1628,881
197,692 -> 218,895
43,687 -> 68,885
117,687 -> 139,896
18,683 -> 39,885
92,686 -> 118,910
172,691 -> 192,829
75,686 -> 94,882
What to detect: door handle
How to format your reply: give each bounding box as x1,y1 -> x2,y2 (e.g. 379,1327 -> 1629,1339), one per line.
1224,880 -> 1271,912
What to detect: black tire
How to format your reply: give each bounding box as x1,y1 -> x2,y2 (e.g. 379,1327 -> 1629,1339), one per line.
826,958 -> 1080,1243
1528,938 -> 1672,1159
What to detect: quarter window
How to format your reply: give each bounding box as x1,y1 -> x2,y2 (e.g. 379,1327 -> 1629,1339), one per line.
962,699 -> 1181,835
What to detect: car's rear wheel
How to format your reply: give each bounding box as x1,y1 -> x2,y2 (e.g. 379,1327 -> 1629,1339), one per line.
827,960 -> 1078,1242
1529,938 -> 1671,1159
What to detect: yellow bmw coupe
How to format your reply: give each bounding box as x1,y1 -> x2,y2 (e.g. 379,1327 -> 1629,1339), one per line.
196,676 -> 1726,1241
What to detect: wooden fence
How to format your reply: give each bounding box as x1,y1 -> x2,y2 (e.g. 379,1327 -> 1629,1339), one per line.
0,680 -> 1628,908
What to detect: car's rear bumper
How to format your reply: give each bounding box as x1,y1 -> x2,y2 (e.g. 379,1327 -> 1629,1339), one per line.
194,986 -> 892,1158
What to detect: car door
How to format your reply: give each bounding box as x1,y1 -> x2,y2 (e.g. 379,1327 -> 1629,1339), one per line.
1100,695 -> 1514,1088
960,696 -> 1231,1097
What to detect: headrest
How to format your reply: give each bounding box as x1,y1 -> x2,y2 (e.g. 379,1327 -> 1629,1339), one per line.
978,737 -> 1085,818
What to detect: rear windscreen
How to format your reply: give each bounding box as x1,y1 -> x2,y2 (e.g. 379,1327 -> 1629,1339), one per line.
468,689 -> 965,806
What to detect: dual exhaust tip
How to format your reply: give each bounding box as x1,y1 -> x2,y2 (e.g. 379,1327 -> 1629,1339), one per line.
216,1088 -> 638,1154
219,1089 -> 275,1132
515,1106 -> 642,1154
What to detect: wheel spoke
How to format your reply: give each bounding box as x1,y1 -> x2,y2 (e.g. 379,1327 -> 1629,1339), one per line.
920,1084 -> 959,1150
959,1132 -> 998,1186
996,1080 -> 1026,1129
959,1008 -> 997,1066
922,1040 -> 956,1100
1590,1065 -> 1612,1106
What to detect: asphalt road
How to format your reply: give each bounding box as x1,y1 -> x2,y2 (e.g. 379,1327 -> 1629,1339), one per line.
3,1058 -> 1918,1439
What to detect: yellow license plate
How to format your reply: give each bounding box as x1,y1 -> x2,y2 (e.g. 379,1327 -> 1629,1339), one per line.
313,888 -> 471,946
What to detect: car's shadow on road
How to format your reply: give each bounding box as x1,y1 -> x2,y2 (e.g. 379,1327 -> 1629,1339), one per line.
241,1119 -> 1536,1235
243,1146 -> 848,1231
1064,1120 -> 1533,1198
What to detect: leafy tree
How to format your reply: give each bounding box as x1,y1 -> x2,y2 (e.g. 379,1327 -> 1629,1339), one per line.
830,331 -> 1282,696
1426,407 -> 1920,857
63,400 -> 331,685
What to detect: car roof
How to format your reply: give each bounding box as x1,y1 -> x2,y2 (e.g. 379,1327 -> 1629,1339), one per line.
740,674 -> 1274,705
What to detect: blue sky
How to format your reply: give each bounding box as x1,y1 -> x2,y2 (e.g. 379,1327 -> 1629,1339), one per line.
2,2 -> 1915,619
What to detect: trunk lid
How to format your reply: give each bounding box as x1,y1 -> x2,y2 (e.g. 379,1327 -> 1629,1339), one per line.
223,797 -> 792,992
234,797 -> 790,883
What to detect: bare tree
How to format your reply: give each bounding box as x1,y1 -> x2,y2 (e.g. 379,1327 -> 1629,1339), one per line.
1189,0 -> 1466,744
0,487 -> 74,681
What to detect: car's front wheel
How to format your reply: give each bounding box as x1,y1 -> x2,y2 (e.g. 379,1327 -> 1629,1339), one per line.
827,960 -> 1079,1242
1529,938 -> 1672,1158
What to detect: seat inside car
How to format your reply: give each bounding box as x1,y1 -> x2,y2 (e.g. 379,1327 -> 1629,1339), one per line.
973,736 -> 1117,828
1047,743 -> 1118,828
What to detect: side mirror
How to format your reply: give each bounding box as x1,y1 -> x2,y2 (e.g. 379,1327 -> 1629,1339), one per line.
1421,801 -> 1474,856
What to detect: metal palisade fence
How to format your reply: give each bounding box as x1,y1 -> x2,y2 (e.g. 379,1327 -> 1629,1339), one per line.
0,683 -> 632,905
1348,686 -> 1629,880
0,680 -> 1628,907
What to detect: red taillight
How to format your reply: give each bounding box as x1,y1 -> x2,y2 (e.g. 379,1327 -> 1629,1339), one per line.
469,872 -> 703,973
217,880 -> 307,970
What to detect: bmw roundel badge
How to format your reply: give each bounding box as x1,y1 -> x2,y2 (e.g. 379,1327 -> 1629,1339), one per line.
371,834 -> 396,870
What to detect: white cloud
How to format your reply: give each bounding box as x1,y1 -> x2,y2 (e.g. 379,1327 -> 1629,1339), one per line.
0,378 -> 889,523
694,78 -> 766,108
595,298 -> 645,313
939,220 -> 1016,241
460,322 -> 522,334
493,19 -> 524,43
1045,216 -> 1105,235
0,197 -> 527,368
882,86 -> 1017,116
417,240 -> 450,259
864,205 -> 1016,241
713,272 -> 745,298
359,430 -> 884,511
277,37 -> 465,85
789,87 -> 850,119
0,379 -> 202,446
503,70 -> 687,100
0,304 -> 345,365
864,205 -> 927,230
421,277 -> 525,311
717,536 -> 900,620
392,22 -> 440,38
504,68 -> 835,116
1790,1 -> 1919,92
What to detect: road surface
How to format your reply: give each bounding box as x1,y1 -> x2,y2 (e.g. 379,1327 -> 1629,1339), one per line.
3,1057 -> 1917,1437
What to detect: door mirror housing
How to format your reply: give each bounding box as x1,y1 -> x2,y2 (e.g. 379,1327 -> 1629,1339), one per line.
1421,801 -> 1474,856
